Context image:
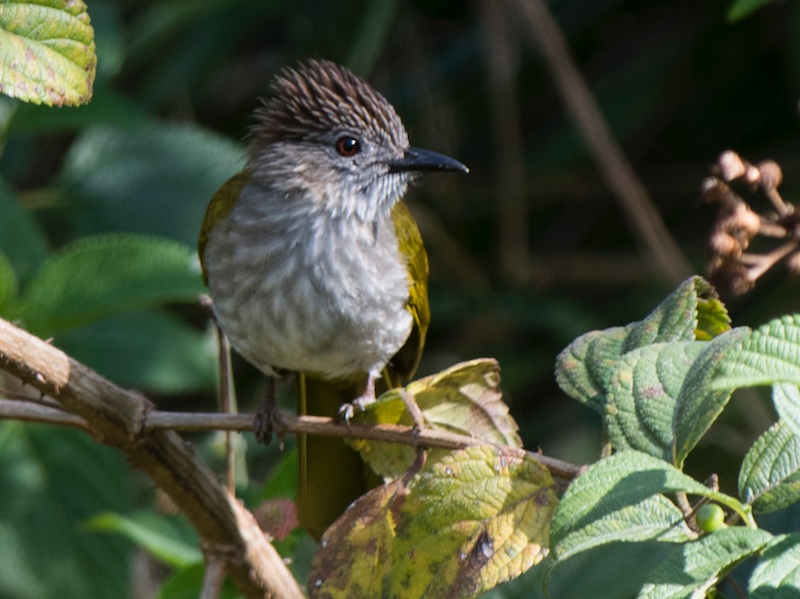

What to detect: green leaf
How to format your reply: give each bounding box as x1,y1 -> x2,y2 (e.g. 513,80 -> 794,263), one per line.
710,316 -> 800,391
607,342 -> 706,460
556,276 -> 729,415
555,326 -> 627,412
0,250 -> 18,311
727,0 -> 774,21
543,541 -> 681,599
550,451 -> 711,559
59,123 -> 244,245
773,382 -> 800,439
739,421 -> 800,513
0,423 -> 133,599
354,359 -> 520,480
672,328 -> 749,467
19,234 -> 205,336
694,282 -> 732,341
637,527 -> 772,598
749,533 -> 800,597
551,450 -> 754,554
622,276 -> 728,351
54,309 -> 216,393
261,448 -> 299,501
0,0 -> 96,106
157,564 -> 240,599
87,511 -> 201,569
552,493 -> 695,561
0,177 -> 49,283
9,84 -> 149,134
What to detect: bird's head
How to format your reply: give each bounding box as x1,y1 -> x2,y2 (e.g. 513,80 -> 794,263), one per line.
247,60 -> 467,222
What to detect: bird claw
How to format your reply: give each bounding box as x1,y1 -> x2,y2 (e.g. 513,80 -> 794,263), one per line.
254,408 -> 283,445
337,395 -> 375,424
337,402 -> 356,424
254,377 -> 283,446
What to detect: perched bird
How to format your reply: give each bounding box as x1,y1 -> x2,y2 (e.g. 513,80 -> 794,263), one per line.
198,59 -> 467,538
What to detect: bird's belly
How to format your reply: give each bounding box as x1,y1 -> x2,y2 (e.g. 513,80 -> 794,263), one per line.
208,238 -> 413,380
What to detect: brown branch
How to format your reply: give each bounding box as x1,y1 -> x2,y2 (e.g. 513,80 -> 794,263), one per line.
1,397 -> 584,482
0,317 -> 303,599
512,0 -> 692,284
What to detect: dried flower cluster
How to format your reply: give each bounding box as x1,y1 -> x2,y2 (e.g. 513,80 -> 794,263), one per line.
704,151 -> 800,296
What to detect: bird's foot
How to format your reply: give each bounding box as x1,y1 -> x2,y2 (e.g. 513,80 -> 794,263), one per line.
337,394 -> 376,423
254,377 -> 283,445
338,372 -> 377,424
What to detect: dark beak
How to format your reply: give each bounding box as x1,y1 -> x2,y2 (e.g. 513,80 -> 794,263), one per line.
387,146 -> 469,174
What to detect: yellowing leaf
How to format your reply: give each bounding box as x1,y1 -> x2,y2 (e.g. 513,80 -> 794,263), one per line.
392,445 -> 555,598
310,446 -> 555,598
352,359 -> 521,480
309,478 -> 403,598
0,0 -> 96,106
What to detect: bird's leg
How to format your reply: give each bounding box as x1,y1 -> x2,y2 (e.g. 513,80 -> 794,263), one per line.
338,370 -> 379,423
254,376 -> 283,446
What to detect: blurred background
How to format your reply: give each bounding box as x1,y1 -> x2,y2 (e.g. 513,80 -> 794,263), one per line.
1,0 -> 799,596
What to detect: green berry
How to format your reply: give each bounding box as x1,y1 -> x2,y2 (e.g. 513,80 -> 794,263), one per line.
696,503 -> 727,532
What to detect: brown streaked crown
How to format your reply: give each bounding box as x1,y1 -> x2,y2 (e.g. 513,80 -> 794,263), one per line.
249,60 -> 408,151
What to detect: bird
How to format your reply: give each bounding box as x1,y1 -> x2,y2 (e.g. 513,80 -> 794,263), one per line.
198,59 -> 468,539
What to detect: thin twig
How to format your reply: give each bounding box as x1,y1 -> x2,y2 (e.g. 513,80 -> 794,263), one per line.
218,320 -> 236,494
0,398 -> 584,481
0,399 -> 89,430
478,0 -> 529,284
511,0 -> 692,284
199,556 -> 228,599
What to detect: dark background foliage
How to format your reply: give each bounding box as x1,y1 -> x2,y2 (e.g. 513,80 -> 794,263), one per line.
1,0 -> 797,596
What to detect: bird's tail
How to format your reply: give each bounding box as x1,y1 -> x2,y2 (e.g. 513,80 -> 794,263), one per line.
297,374 -> 368,540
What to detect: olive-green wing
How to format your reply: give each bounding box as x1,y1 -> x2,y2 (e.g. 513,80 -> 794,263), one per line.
388,200 -> 430,385
198,170 -> 250,284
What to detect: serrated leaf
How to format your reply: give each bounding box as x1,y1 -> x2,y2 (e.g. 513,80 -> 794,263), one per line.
555,326 -> 627,412
353,359 -> 520,480
749,533 -> 800,597
54,309 -> 216,392
672,328 -> 749,467
556,277 -> 729,416
314,446 -> 556,598
607,342 -> 705,460
59,124 -> 244,245
773,383 -> 800,439
739,420 -> 800,513
19,234 -> 205,336
551,450 -> 751,554
87,511 -> 201,569
392,446 -> 555,598
637,527 -> 772,598
0,0 -> 96,106
543,541 -> 681,599
622,276 -> 728,351
552,493 -> 694,561
710,316 -> 800,391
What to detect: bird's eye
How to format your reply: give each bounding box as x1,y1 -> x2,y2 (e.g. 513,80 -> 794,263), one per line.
335,136 -> 360,157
